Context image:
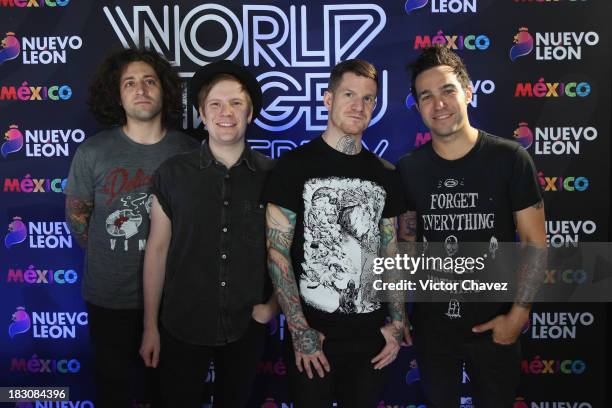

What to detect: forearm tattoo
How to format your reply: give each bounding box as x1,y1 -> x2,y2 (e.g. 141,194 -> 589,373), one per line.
398,211 -> 417,242
380,217 -> 406,324
515,243 -> 548,307
65,196 -> 93,248
266,205 -> 321,354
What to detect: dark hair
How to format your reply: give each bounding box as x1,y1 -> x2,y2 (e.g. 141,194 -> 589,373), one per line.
408,45 -> 471,97
327,59 -> 378,93
197,73 -> 252,112
88,47 -> 181,128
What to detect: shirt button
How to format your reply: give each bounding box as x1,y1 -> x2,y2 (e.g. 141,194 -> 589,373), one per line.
222,227 -> 228,233
259,204 -> 264,209
221,281 -> 226,287
223,200 -> 229,206
221,253 -> 227,260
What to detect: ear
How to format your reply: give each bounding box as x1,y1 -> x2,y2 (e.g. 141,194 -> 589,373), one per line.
247,105 -> 253,124
323,90 -> 333,111
465,85 -> 473,105
198,106 -> 206,125
414,101 -> 420,113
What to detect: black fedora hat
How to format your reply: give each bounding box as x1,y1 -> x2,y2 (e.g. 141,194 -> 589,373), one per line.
188,60 -> 262,119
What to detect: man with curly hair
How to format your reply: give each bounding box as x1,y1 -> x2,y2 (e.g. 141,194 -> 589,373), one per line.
64,47 -> 198,408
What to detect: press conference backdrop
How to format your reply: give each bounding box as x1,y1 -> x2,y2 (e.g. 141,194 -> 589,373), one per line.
1,1 -> 610,407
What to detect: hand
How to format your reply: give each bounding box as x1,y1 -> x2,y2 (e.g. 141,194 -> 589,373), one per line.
371,322 -> 403,369
139,326 -> 161,368
472,309 -> 528,345
401,321 -> 413,347
252,303 -> 276,324
291,327 -> 330,379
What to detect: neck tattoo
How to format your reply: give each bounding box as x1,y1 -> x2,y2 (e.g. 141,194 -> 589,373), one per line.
336,135 -> 359,155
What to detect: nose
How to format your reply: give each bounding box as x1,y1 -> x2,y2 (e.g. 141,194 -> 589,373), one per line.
351,97 -> 365,112
219,102 -> 233,116
135,81 -> 147,95
432,95 -> 446,110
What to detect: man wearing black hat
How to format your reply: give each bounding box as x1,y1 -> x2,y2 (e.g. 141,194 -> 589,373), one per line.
139,60 -> 276,407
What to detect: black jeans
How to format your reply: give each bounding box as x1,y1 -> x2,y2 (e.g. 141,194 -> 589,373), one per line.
86,302 -> 161,408
415,333 -> 521,408
284,334 -> 386,408
159,318 -> 268,408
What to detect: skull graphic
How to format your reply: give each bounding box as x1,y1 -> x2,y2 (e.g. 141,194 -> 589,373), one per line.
445,235 -> 459,256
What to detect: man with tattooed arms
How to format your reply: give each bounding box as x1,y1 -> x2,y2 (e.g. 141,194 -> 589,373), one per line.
64,48 -> 197,407
263,59 -> 408,407
397,46 -> 546,407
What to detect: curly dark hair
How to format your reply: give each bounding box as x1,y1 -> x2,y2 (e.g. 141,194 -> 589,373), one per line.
88,47 -> 182,128
408,45 -> 471,97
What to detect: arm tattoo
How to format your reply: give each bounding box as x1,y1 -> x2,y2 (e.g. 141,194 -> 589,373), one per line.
515,243 -> 547,307
379,217 -> 406,324
266,204 -> 322,354
336,135 -> 360,155
398,211 -> 417,242
65,196 -> 93,248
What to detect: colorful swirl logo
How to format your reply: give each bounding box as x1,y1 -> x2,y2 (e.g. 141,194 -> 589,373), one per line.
514,122 -> 534,149
405,0 -> 429,13
5,216 -> 27,249
0,32 -> 20,65
510,27 -> 534,61
2,124 -> 24,158
8,306 -> 31,338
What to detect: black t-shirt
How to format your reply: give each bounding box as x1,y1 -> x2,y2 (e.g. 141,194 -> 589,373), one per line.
396,130 -> 542,340
262,136 -> 406,344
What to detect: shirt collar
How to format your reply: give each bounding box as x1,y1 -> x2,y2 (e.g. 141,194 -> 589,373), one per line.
199,140 -> 257,172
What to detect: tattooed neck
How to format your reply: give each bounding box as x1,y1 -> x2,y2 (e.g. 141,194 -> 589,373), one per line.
333,135 -> 361,155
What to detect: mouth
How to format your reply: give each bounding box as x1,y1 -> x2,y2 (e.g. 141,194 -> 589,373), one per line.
433,113 -> 454,120
215,122 -> 237,128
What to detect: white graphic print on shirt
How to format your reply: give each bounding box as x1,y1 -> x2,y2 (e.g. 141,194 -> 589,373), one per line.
301,177 -> 386,314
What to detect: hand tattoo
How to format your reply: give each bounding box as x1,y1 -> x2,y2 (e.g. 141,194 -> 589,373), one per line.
292,328 -> 322,354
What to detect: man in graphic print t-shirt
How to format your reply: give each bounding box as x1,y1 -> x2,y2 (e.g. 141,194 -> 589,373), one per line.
263,59 -> 407,407
396,46 -> 546,407
64,48 -> 197,407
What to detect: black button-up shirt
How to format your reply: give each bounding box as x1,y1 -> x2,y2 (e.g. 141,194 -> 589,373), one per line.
152,142 -> 274,346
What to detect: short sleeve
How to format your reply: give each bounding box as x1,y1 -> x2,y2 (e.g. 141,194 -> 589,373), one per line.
509,146 -> 543,211
261,154 -> 301,213
395,156 -> 417,211
64,146 -> 94,199
150,163 -> 173,219
382,167 -> 408,218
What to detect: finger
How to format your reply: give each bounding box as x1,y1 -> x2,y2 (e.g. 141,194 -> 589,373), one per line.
295,353 -> 304,373
303,358 -> 314,379
318,352 -> 331,372
472,319 -> 495,333
152,346 -> 160,368
401,327 -> 413,347
371,347 -> 388,364
310,356 -> 325,378
373,352 -> 395,370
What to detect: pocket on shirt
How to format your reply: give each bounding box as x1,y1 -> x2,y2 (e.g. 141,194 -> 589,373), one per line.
243,201 -> 266,246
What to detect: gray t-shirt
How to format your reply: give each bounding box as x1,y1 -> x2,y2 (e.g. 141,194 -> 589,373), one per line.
64,127 -> 199,309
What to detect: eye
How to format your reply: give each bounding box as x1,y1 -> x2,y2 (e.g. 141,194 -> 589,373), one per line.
231,100 -> 243,106
145,79 -> 157,86
419,94 -> 431,102
344,91 -> 354,98
208,102 -> 220,108
124,81 -> 134,88
364,95 -> 376,105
